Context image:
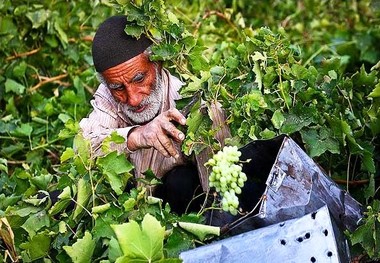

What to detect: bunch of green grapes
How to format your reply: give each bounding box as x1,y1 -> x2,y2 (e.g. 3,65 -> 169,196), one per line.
206,146 -> 248,215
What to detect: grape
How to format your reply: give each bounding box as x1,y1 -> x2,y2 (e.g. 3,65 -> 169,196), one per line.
205,145 -> 248,215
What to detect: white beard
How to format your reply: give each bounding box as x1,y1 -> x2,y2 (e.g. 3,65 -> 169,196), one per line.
122,72 -> 163,124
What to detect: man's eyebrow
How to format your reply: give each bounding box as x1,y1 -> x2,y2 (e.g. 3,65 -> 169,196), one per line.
107,82 -> 123,89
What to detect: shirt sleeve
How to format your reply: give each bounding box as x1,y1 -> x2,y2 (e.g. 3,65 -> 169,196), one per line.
79,85 -> 137,157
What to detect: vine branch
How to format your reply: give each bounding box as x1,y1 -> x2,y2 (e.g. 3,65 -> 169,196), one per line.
6,47 -> 41,61
28,73 -> 69,93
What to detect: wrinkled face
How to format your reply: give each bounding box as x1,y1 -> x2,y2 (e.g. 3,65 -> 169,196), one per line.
101,53 -> 163,124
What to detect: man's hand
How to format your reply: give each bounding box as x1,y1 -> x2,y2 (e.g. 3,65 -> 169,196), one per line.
127,109 -> 186,158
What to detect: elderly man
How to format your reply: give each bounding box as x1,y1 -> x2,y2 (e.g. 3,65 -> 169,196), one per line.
79,15 -> 202,214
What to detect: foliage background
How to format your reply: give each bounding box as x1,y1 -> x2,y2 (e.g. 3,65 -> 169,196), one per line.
0,0 -> 379,262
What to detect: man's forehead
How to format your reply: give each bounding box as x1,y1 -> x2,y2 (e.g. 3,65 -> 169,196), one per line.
102,54 -> 153,80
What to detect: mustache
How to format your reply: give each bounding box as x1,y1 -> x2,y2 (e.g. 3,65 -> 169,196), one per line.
125,100 -> 149,111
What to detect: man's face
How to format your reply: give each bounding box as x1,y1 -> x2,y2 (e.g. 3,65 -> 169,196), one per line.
102,53 -> 163,124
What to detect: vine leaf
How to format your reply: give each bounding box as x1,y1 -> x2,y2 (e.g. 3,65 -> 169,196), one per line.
63,231 -> 96,263
72,178 -> 92,220
19,232 -> 51,261
101,131 -> 126,154
300,129 -> 340,157
21,210 -> 50,238
112,213 -> 165,262
368,83 -> 380,98
97,151 -> 133,195
177,222 -> 220,241
5,78 -> 25,94
60,147 -> 75,162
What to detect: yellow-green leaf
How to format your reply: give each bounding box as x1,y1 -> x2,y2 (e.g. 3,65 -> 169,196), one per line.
112,214 -> 165,262
61,147 -> 75,162
63,232 -> 95,263
368,83 -> 380,98
73,178 -> 92,220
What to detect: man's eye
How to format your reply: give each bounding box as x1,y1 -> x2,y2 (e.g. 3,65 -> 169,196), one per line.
133,73 -> 145,83
108,83 -> 124,91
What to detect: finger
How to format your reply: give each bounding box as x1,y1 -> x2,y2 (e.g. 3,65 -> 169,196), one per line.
161,121 -> 185,142
153,137 -> 172,158
165,108 -> 186,125
157,134 -> 178,158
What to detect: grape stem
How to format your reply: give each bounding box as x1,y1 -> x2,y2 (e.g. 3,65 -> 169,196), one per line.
220,194 -> 266,236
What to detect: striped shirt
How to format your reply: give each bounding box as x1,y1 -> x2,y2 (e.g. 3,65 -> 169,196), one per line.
79,69 -> 187,179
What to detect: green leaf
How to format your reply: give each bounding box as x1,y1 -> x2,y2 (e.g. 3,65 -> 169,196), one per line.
0,158 -> 8,173
19,232 -> 51,261
165,228 -> 194,258
0,142 -> 25,157
97,151 -> 133,195
11,123 -> 33,137
151,43 -> 177,61
73,178 -> 92,220
112,213 -> 165,262
54,20 -> 68,45
104,170 -> 127,195
92,203 -> 111,214
63,232 -> 96,263
364,174 -> 375,201
280,105 -> 316,134
21,210 -> 50,238
61,90 -> 82,104
123,198 -> 136,212
93,215 -> 117,240
328,70 -> 338,82
0,16 -> 17,35
167,11 -> 179,24
271,110 -> 285,129
48,186 -> 72,215
368,83 -> 380,98
352,65 -> 377,88
73,133 -> 91,166
97,151 -> 134,175
224,56 -> 239,69
176,222 -> 220,241
108,236 -> 123,262
13,61 -> 27,77
259,128 -> 276,139
30,173 -> 53,190
252,61 -> 262,90
291,64 -> 309,80
0,194 -> 21,210
361,142 -> 375,173
10,206 -> 41,217
301,129 -> 340,157
189,52 -> 209,72
58,113 -> 72,124
101,131 -> 126,153
49,198 -> 72,216
5,78 -> 25,95
26,9 -> 50,29
125,24 -> 145,38
349,207 -> 380,259
61,147 -> 75,162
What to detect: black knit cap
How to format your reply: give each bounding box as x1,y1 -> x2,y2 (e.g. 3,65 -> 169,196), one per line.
92,15 -> 153,73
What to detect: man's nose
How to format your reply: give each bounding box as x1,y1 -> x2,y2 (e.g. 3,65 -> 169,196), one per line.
125,87 -> 143,107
